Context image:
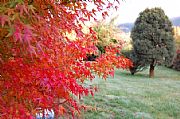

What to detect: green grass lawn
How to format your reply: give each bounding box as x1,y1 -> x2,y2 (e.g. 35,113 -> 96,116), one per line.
80,66 -> 180,119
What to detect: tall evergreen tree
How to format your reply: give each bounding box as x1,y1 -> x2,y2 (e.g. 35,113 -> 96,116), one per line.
131,8 -> 175,78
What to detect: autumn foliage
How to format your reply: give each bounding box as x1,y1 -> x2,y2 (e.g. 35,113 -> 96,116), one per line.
0,0 -> 131,118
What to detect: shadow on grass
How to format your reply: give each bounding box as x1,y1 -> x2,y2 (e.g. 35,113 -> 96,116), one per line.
115,69 -> 149,79
115,66 -> 180,80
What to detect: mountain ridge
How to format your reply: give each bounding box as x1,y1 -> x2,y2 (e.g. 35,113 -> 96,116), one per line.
118,16 -> 180,33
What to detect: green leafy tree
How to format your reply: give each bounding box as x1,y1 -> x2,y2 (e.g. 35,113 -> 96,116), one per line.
93,17 -> 124,54
131,7 -> 175,78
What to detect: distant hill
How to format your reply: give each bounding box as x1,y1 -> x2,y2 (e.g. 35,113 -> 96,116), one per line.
118,23 -> 134,33
171,17 -> 180,26
118,16 -> 180,33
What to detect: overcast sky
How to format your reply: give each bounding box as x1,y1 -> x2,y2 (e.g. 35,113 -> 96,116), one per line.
111,0 -> 180,24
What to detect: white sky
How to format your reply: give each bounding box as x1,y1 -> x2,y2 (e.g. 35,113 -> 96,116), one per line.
109,0 -> 180,24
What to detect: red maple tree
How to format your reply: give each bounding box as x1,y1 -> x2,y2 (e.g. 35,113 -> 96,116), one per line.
0,0 -> 132,118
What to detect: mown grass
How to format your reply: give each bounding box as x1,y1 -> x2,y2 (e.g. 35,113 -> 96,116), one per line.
80,66 -> 180,119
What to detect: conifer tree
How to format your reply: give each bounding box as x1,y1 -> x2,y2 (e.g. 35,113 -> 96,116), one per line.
131,8 -> 175,78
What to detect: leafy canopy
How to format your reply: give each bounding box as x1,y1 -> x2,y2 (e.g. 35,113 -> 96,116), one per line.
0,0 -> 132,118
93,17 -> 124,54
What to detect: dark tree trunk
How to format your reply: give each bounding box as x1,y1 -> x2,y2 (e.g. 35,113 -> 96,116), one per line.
131,72 -> 135,75
149,63 -> 155,78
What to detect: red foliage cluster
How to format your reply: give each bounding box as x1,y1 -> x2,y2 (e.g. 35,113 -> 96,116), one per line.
0,0 -> 132,118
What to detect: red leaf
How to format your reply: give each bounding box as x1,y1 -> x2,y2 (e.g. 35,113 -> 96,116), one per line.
0,15 -> 9,27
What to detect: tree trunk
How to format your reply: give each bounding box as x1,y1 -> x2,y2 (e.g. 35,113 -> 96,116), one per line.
149,63 -> 155,78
